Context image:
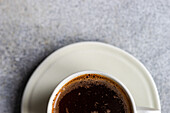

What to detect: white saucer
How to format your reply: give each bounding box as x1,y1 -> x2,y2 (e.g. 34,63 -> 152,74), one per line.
21,42 -> 161,113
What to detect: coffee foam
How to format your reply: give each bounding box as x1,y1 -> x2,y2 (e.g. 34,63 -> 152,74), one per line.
52,74 -> 133,113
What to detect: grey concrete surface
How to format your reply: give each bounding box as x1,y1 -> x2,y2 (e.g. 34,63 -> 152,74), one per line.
0,0 -> 170,113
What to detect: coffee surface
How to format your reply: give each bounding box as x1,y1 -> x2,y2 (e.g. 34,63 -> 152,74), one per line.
52,74 -> 133,113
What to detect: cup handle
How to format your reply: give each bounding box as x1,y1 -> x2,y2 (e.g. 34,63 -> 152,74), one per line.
137,107 -> 161,113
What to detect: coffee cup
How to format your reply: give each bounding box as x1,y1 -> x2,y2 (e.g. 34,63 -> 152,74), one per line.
47,71 -> 160,113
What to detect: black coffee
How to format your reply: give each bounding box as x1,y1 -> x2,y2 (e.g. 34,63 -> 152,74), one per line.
52,74 -> 133,113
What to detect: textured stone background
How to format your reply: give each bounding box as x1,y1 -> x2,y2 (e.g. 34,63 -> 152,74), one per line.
0,0 -> 170,113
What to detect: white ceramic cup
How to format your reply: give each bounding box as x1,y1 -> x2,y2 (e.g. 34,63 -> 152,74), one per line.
47,71 -> 160,113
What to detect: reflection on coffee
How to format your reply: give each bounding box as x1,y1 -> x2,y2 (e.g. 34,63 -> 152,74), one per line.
52,74 -> 133,113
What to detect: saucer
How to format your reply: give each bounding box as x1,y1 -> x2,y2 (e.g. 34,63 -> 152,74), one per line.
21,42 -> 161,113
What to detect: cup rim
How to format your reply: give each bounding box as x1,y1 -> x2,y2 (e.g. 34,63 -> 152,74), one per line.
47,71 -> 137,113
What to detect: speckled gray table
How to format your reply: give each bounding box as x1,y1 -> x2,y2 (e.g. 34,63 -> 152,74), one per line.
0,0 -> 170,113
